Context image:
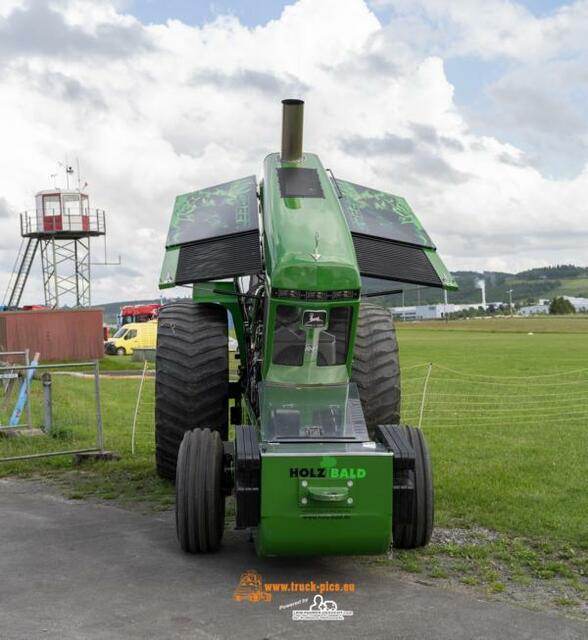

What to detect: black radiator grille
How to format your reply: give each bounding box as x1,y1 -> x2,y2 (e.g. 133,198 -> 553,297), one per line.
176,231 -> 262,284
352,234 -> 442,288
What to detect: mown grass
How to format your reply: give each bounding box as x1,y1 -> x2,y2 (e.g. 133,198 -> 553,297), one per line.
57,355 -> 153,372
376,318 -> 588,614
0,368 -> 172,509
397,320 -> 588,548
99,355 -> 154,371
402,315 -> 588,334
0,354 -> 235,509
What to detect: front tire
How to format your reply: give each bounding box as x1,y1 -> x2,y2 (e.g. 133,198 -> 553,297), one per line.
352,303 -> 401,437
155,302 -> 228,481
392,426 -> 434,549
176,428 -> 225,553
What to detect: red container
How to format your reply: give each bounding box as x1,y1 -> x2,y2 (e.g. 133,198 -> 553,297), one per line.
0,309 -> 104,362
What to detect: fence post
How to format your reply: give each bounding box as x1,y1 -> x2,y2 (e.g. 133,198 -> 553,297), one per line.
42,373 -> 52,434
94,360 -> 104,452
131,360 -> 148,456
25,349 -> 32,429
418,363 -> 433,429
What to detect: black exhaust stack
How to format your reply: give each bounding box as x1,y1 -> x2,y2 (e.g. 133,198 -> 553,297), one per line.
281,99 -> 304,162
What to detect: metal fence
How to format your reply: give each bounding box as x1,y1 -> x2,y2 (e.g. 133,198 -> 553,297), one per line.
0,360 -> 104,463
401,362 -> 588,430
20,209 -> 106,235
0,351 -> 32,429
129,362 -> 588,453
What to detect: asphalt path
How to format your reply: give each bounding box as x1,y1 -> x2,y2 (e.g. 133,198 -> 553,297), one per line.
0,479 -> 585,640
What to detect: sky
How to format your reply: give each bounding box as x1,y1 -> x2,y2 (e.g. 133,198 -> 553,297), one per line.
0,0 -> 587,305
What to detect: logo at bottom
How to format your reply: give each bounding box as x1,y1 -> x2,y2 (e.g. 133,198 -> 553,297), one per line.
292,594 -> 354,621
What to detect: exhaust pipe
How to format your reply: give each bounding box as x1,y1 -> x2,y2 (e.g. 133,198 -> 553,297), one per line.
281,99 -> 304,162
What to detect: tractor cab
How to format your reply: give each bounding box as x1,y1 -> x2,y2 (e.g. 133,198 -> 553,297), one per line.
265,298 -> 358,385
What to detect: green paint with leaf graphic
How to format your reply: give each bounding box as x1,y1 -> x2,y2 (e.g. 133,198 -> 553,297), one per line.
336,179 -> 434,248
166,175 -> 258,248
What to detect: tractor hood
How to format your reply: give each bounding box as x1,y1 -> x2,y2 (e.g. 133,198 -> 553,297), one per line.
262,153 -> 360,292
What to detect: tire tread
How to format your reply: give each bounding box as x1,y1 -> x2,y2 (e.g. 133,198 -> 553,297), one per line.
352,303 -> 401,436
155,302 -> 228,481
392,426 -> 434,548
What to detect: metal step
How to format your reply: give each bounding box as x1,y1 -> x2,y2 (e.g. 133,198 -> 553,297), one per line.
3,238 -> 39,308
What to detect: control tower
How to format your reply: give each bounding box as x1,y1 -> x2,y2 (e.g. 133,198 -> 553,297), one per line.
4,186 -> 106,308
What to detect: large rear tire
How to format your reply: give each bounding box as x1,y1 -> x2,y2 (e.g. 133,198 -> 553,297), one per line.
352,303 -> 401,437
155,302 -> 228,481
392,426 -> 434,549
176,428 -> 225,553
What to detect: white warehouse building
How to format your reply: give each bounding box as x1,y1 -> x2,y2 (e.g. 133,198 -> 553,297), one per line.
518,296 -> 588,316
389,303 -> 486,321
565,296 -> 588,311
518,304 -> 549,316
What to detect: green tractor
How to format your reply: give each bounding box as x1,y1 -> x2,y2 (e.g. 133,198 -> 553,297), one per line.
156,99 -> 457,556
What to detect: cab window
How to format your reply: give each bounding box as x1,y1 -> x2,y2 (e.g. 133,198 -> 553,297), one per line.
317,306 -> 352,366
272,306 -> 305,366
272,305 -> 352,367
62,194 -> 80,215
43,195 -> 61,216
124,329 -> 137,340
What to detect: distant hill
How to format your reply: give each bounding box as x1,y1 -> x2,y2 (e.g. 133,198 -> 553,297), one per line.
365,264 -> 588,307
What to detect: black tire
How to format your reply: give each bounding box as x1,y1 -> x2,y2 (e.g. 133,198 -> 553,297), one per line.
116,347 -> 126,356
392,426 -> 434,549
155,302 -> 228,481
176,428 -> 225,553
352,303 -> 401,437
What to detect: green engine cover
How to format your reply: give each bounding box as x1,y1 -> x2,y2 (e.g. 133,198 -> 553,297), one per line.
256,444 -> 393,557
262,153 -> 361,292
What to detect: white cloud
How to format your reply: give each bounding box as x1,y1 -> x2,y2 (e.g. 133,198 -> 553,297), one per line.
372,0 -> 588,62
0,0 -> 586,306
0,0 -> 25,18
370,0 -> 588,177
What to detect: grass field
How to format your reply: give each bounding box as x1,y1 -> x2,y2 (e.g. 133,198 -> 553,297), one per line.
396,318 -> 588,549
403,315 -> 588,334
